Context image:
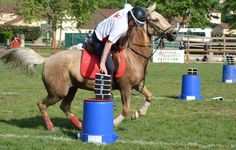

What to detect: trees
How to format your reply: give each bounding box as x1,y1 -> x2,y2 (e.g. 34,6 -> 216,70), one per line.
15,0 -> 221,47
16,0 -> 97,48
98,0 -> 218,28
137,0 -> 217,28
222,0 -> 236,28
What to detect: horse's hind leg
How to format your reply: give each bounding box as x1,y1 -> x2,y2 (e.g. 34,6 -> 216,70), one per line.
60,87 -> 82,130
37,95 -> 61,131
132,84 -> 152,119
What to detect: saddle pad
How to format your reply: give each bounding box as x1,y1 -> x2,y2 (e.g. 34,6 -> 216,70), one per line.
81,49 -> 126,79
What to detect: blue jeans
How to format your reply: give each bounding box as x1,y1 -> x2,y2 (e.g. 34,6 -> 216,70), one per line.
91,33 -> 115,78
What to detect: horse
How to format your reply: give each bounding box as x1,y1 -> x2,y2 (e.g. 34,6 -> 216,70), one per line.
0,3 -> 176,131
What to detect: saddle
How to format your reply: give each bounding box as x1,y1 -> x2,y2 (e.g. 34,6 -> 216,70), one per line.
80,40 -> 126,79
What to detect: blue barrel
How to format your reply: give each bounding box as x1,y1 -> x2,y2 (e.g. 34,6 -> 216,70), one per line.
78,99 -> 118,144
222,65 -> 236,83
179,75 -> 203,100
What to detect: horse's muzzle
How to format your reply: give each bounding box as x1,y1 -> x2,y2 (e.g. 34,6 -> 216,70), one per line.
166,28 -> 177,42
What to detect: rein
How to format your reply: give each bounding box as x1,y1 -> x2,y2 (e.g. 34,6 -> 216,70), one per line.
128,38 -> 160,96
128,19 -> 174,60
128,35 -> 161,61
127,30 -> 159,95
129,46 -> 150,60
127,19 -> 172,95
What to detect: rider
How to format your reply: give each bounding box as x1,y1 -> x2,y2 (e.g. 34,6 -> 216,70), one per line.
91,4 -> 147,78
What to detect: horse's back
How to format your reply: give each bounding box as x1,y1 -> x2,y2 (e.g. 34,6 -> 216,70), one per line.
42,49 -> 85,96
44,49 -> 82,68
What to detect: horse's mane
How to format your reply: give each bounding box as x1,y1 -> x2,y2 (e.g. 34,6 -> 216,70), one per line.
125,27 -> 151,53
130,27 -> 150,46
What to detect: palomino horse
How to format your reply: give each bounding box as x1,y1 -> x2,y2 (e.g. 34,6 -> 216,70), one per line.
0,3 -> 176,131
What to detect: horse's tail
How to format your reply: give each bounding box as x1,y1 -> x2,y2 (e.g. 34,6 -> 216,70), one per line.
0,47 -> 45,74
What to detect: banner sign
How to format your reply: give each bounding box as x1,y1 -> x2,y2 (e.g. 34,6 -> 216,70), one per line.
152,50 -> 185,63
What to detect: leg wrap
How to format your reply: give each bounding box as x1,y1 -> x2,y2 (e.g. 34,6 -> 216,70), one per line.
69,114 -> 82,130
114,114 -> 125,126
43,115 -> 55,131
138,101 -> 151,115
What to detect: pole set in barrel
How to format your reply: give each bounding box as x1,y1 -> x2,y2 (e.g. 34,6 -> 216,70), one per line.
78,73 -> 118,144
178,68 -> 203,100
94,73 -> 112,99
222,56 -> 236,83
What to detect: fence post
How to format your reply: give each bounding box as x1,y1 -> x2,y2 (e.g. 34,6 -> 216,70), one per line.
223,36 -> 226,51
186,38 -> 190,63
223,36 -> 226,57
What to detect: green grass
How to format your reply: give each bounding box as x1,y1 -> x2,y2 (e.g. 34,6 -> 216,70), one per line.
0,58 -> 236,149
0,0 -> 14,3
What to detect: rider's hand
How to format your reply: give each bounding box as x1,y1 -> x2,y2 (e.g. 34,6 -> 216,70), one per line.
100,62 -> 107,74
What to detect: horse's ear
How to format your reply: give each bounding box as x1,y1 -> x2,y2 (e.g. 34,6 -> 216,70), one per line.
146,2 -> 156,15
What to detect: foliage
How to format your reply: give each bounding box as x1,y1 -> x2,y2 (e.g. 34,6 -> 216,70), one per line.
1,31 -> 13,40
222,0 -> 236,28
98,0 -> 218,28
15,0 -> 97,47
0,31 -> 13,44
14,0 -> 221,31
211,30 -> 223,37
16,0 -> 97,31
0,0 -> 14,3
0,25 -> 41,42
68,0 -> 98,26
97,0 -> 129,9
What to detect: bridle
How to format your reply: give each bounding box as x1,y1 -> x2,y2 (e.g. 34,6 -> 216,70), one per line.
128,18 -> 175,61
127,18 -> 175,95
146,18 -> 174,39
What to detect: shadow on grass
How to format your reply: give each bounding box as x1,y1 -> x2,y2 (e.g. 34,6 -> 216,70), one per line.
165,95 -> 179,100
0,116 -> 78,131
0,116 -> 82,138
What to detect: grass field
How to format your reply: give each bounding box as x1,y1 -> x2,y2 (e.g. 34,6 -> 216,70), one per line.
0,0 -> 14,3
0,56 -> 236,149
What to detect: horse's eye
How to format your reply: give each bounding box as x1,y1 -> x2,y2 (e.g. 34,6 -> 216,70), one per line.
152,18 -> 159,22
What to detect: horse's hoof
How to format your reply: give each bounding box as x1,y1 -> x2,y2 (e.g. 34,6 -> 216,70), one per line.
138,110 -> 146,116
47,126 -> 56,131
114,120 -> 119,127
47,124 -> 55,131
131,111 -> 139,120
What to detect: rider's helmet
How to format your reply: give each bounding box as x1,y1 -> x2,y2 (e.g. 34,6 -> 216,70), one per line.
128,7 -> 146,27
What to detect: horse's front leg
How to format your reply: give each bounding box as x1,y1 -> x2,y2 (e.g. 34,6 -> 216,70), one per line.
132,84 -> 152,119
114,87 -> 132,126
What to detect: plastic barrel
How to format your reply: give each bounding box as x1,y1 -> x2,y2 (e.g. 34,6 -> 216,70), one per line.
78,99 -> 118,144
179,75 -> 203,100
222,65 -> 236,83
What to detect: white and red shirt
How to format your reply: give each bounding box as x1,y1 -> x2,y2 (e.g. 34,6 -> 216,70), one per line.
95,4 -> 133,44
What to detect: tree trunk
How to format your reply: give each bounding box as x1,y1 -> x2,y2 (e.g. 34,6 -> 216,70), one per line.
58,27 -> 62,48
51,30 -> 56,53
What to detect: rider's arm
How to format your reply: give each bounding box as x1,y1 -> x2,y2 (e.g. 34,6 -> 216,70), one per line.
100,40 -> 113,74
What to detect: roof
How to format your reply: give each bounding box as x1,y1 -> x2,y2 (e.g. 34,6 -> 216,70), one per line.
0,3 -> 24,25
217,23 -> 230,29
209,9 -> 221,13
0,3 -> 17,13
173,17 -> 191,23
79,8 -> 118,29
4,15 -> 23,25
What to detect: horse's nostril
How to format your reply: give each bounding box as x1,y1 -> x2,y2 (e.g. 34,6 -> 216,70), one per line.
167,32 -> 177,41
